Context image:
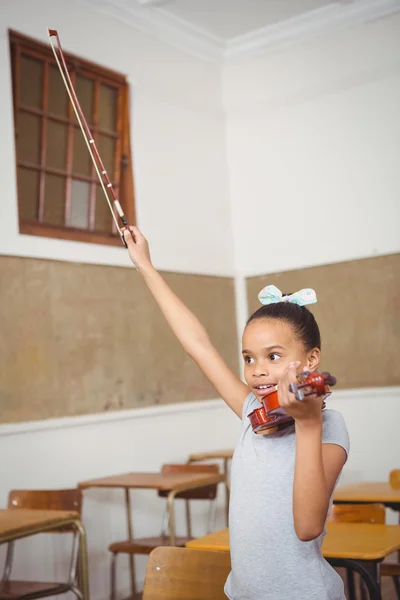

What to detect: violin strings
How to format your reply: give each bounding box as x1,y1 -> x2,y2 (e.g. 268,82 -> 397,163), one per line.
48,30 -> 123,237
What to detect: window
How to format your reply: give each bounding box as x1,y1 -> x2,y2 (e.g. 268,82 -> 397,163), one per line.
9,30 -> 135,246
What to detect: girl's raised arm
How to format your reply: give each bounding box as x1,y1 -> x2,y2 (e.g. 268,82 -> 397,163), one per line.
124,227 -> 248,417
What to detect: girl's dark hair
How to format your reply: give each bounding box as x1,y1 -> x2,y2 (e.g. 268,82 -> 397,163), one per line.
246,294 -> 321,351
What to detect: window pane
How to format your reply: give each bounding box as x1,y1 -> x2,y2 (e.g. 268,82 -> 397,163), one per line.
48,65 -> 68,116
94,185 -> 113,232
98,135 -> 116,179
76,75 -> 93,126
99,85 -> 118,132
46,121 -> 68,170
17,167 -> 39,221
43,174 -> 65,226
72,128 -> 91,176
20,55 -> 43,108
70,180 -> 90,229
17,111 -> 41,164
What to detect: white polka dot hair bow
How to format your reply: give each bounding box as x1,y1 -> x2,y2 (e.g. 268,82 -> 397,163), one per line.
258,285 -> 317,307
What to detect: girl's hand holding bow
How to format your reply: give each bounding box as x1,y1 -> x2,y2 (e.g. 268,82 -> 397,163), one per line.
123,226 -> 153,273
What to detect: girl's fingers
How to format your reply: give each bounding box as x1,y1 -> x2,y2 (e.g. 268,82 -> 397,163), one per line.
131,225 -> 144,238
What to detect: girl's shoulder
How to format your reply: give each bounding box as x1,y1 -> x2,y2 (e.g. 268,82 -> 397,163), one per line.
242,391 -> 260,420
322,407 -> 347,427
321,408 -> 350,456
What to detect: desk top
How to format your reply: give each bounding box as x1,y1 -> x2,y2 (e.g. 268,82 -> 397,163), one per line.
79,471 -> 224,491
189,450 -> 234,461
186,528 -> 230,552
0,509 -> 79,542
334,482 -> 400,504
186,523 -> 400,561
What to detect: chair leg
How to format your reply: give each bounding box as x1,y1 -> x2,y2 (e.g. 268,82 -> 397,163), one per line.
346,568 -> 356,600
71,586 -> 84,600
110,553 -> 118,600
360,578 -> 368,600
393,575 -> 400,600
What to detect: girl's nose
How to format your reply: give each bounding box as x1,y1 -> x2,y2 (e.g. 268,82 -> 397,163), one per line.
254,364 -> 269,377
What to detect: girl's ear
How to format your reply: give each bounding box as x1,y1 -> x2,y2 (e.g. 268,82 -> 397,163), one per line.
306,347 -> 321,371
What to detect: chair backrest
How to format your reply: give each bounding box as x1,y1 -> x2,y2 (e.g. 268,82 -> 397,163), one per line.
158,464 -> 219,500
142,546 -> 231,600
328,503 -> 385,524
390,469 -> 400,489
8,489 -> 82,514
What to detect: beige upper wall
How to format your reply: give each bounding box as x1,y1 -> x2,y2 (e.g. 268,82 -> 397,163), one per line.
0,256 -> 238,423
247,253 -> 400,389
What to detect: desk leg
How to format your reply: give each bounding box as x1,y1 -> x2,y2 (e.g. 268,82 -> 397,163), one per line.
125,489 -> 136,597
328,558 -> 382,600
75,520 -> 90,600
224,458 -> 230,527
398,511 -> 400,563
167,492 -> 177,546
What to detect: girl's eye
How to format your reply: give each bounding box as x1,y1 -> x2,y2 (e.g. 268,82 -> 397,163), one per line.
269,353 -> 281,361
244,356 -> 254,364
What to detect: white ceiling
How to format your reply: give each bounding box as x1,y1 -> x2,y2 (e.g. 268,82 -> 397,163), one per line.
151,0 -> 342,41
86,0 -> 400,62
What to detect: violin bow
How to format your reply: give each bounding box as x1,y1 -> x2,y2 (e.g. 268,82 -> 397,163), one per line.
48,28 -> 131,248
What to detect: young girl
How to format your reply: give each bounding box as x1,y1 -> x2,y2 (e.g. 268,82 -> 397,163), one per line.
123,226 -> 349,600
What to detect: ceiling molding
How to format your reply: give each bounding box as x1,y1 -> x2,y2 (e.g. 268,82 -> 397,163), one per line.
83,0 -> 400,64
135,0 -> 171,6
83,0 -> 223,63
224,0 -> 400,59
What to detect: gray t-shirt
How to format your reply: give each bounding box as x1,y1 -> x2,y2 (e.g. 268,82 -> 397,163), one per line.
224,392 -> 350,600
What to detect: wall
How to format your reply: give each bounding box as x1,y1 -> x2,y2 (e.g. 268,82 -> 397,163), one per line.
1,3 -> 400,598
224,13 -> 400,277
0,0 -> 234,276
0,0 -> 236,594
1,386 -> 399,597
0,256 -> 239,423
0,401 -> 240,595
247,253 -> 400,388
223,3 -> 400,548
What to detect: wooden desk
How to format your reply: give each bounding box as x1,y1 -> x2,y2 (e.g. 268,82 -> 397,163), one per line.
0,509 -> 89,600
188,450 -> 234,461
186,524 -> 400,600
186,528 -> 229,552
79,471 -> 224,596
188,450 -> 234,526
334,483 -> 400,513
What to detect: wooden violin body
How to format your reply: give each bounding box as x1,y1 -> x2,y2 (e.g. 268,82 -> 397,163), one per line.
248,370 -> 336,435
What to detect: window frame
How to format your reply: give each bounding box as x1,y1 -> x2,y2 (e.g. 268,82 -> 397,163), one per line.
9,29 -> 136,247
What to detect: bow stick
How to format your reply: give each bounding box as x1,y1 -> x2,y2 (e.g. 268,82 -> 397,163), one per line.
48,28 -> 132,248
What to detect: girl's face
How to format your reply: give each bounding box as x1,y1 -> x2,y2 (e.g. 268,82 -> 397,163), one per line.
242,318 -> 320,400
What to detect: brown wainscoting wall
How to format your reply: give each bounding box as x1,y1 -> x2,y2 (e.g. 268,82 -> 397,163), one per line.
0,256 -> 238,423
246,253 -> 400,389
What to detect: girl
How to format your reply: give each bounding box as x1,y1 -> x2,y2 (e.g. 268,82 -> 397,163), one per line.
123,226 -> 349,600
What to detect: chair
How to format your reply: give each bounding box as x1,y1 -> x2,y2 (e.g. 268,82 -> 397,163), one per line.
142,546 -> 231,600
390,469 -> 400,489
0,489 -> 83,600
329,503 -> 400,600
109,463 -> 220,599
388,469 -> 400,597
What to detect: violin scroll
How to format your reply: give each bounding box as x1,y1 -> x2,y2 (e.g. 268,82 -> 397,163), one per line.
289,370 -> 336,401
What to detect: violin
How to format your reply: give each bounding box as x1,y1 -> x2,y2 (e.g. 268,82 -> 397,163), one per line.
248,370 -> 337,435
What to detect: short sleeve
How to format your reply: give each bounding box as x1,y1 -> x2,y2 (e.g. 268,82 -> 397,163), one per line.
242,391 -> 260,421
321,409 -> 350,460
